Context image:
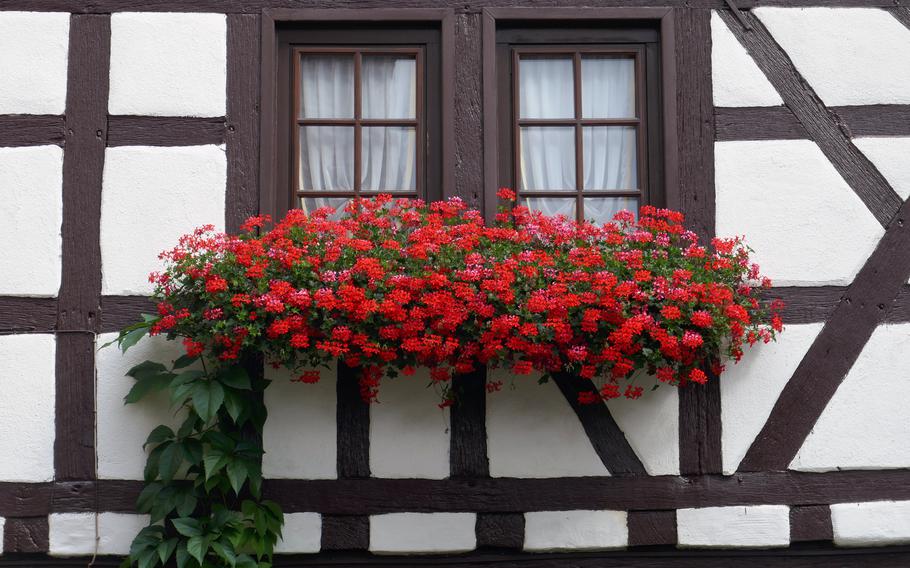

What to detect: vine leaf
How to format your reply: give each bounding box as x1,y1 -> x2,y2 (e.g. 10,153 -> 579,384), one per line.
192,380 -> 225,422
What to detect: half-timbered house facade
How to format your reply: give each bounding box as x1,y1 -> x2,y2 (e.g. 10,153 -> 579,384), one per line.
2,1 -> 910,565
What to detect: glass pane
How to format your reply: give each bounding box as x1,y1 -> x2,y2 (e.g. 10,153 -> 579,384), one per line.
583,126 -> 638,190
301,197 -> 350,220
299,126 -> 355,191
584,197 -> 638,224
519,56 -> 575,119
361,126 -> 417,191
524,197 -> 576,220
520,126 -> 576,191
581,56 -> 636,119
299,54 -> 354,119
362,56 -> 417,119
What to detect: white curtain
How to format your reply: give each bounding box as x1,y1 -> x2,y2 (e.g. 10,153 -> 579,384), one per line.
524,197 -> 576,220
583,196 -> 638,224
299,55 -> 355,191
361,56 -> 417,191
581,57 -> 635,118
519,57 -> 574,119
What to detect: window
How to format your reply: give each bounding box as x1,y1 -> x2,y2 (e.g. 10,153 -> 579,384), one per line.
497,26 -> 663,223
275,25 -> 442,217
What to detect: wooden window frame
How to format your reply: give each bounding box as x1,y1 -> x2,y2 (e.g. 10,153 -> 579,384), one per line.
482,7 -> 679,223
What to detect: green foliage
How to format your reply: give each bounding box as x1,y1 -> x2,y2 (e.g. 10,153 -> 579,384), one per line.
112,327 -> 283,568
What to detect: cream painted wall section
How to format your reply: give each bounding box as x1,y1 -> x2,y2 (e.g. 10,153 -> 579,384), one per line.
755,8 -> 910,106
100,145 -> 226,295
606,373 -> 679,476
721,323 -> 824,475
0,516 -> 5,555
97,334 -> 187,480
274,513 -> 321,553
0,334 -> 55,482
370,369 -> 450,479
369,513 -> 476,554
854,137 -> 910,200
832,501 -> 910,547
0,145 -> 63,296
677,505 -> 790,548
710,11 -> 782,107
715,140 -> 883,286
0,12 -> 69,114
486,370 -> 609,478
523,510 -> 627,552
263,364 -> 337,479
49,513 -> 148,556
792,324 -> 910,472
109,12 -> 226,116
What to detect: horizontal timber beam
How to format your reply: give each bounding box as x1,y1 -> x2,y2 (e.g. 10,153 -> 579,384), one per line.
716,105 -> 910,142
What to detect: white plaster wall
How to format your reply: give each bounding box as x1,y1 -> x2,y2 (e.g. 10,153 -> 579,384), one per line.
96,333 -> 187,480
523,510 -> 627,552
792,324 -> 910,472
0,334 -> 55,482
755,8 -> 910,106
606,373 -> 679,476
263,364 -> 337,480
715,140 -> 883,286
109,12 -> 226,116
854,137 -> 910,200
100,145 -> 226,295
369,513 -> 476,554
49,513 -> 148,556
274,513 -> 321,554
0,145 -> 63,296
710,11 -> 782,107
831,501 -> 910,547
370,368 -> 450,479
0,517 -> 5,555
486,370 -> 609,478
0,12 -> 69,114
721,323 -> 824,475
677,505 -> 790,548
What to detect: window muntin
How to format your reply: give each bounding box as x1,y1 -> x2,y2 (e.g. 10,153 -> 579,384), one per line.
512,47 -> 648,224
293,47 -> 424,215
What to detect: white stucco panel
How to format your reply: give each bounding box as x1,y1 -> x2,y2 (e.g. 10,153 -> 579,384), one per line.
100,145 -> 226,295
854,137 -> 910,200
263,364 -> 337,480
0,12 -> 69,113
0,516 -> 5,555
0,145 -> 63,296
370,368 -> 450,479
49,513 -> 149,556
710,11 -> 782,107
832,501 -> 910,547
715,140 -> 883,286
486,370 -> 609,478
369,513 -> 476,554
109,12 -> 226,116
721,323 -> 824,475
606,373 -> 679,476
677,505 -> 790,548
792,324 -> 910,472
0,334 -> 55,482
97,333 -> 187,480
754,8 -> 910,106
523,510 -> 627,552
274,513 -> 321,554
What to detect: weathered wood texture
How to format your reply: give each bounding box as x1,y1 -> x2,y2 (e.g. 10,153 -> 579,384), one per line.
552,373 -> 646,475
717,10 -> 901,227
106,116 -> 225,146
337,364 -> 370,479
100,295 -> 156,332
321,515 -> 370,551
55,13 -> 111,481
889,7 -> 910,33
790,505 -> 833,543
455,11 -> 484,209
476,513 -> 525,550
628,510 -> 678,547
0,115 -> 65,147
0,298 -> 57,334
832,105 -> 910,138
715,107 -> 807,141
450,367 -> 489,478
3,517 -> 49,553
760,286 -> 844,324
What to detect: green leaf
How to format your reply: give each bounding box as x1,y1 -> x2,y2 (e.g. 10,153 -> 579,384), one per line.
175,543 -> 191,568
187,535 -> 208,565
181,438 -> 204,466
176,488 -> 198,517
192,380 -> 225,422
120,326 -> 149,353
127,360 -> 167,379
158,442 -> 182,483
137,548 -> 157,568
172,517 -> 203,538
177,414 -> 199,439
145,444 -> 164,482
171,370 -> 207,408
218,366 -> 251,390
144,425 -> 175,449
203,450 -> 230,481
136,482 -> 163,513
173,354 -> 199,370
226,460 -> 248,495
157,538 -> 178,564
149,485 -> 178,523
211,541 -> 238,567
222,388 -> 247,423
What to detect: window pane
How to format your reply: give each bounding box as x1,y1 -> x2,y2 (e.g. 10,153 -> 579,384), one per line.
524,197 -> 576,220
362,56 -> 417,119
520,126 -> 576,191
299,126 -> 355,191
583,126 -> 638,190
584,197 -> 638,224
362,126 -> 417,191
581,56 -> 635,119
301,197 -> 350,220
299,54 -> 354,119
519,56 -> 574,119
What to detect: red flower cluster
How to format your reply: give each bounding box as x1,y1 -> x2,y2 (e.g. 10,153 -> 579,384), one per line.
148,192 -> 781,404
